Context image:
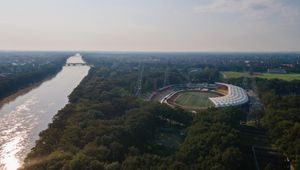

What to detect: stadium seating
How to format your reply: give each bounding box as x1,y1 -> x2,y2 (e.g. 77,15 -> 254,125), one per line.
209,83 -> 249,107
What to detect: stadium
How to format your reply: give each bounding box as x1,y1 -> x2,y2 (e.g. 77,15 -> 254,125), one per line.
150,82 -> 249,110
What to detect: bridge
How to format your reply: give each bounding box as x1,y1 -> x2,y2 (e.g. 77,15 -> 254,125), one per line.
65,53 -> 91,67
65,63 -> 88,66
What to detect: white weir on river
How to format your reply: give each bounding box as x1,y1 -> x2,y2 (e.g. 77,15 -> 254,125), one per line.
0,54 -> 90,170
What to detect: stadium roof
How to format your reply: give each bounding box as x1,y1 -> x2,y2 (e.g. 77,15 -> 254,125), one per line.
209,83 -> 249,107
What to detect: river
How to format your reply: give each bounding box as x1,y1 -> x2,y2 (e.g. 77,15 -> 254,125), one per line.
0,54 -> 90,170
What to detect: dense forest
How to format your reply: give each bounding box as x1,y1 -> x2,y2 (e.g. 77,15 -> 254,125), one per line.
227,77 -> 300,169
9,52 -> 298,170
22,64 -> 252,170
256,79 -> 300,168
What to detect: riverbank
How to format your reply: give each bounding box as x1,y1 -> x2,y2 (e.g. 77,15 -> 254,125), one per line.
0,57 -> 67,101
0,61 -> 90,170
0,74 -> 56,109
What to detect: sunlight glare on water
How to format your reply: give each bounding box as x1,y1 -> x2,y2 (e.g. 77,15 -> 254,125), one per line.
0,55 -> 89,170
1,137 -> 21,170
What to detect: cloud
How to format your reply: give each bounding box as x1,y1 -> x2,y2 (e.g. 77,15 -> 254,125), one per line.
193,0 -> 300,20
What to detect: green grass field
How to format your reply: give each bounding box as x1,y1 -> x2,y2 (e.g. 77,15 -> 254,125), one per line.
221,71 -> 251,78
175,92 -> 218,108
222,71 -> 300,81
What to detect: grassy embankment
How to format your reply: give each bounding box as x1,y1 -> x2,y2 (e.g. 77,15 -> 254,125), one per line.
222,71 -> 300,81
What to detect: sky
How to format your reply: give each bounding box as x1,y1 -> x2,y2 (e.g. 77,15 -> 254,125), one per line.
0,0 -> 300,52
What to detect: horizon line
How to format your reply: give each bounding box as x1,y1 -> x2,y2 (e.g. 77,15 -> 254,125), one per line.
1,49 -> 300,54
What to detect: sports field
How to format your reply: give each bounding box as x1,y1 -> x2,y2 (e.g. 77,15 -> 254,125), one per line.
222,71 -> 300,81
175,91 -> 219,108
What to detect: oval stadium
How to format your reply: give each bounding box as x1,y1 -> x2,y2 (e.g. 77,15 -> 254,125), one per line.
150,83 -> 249,110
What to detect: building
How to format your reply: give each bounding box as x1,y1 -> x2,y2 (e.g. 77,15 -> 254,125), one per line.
155,82 -> 249,109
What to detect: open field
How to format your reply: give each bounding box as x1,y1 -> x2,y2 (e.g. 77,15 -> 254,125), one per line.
222,71 -> 300,81
222,71 -> 251,79
256,73 -> 300,81
175,91 -> 219,108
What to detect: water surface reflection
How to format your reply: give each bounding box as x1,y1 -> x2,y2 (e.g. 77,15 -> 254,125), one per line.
0,55 -> 89,170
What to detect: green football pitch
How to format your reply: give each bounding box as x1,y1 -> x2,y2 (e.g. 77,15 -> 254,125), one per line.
175,91 -> 219,108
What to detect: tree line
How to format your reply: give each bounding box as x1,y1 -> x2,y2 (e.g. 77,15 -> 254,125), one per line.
0,58 -> 66,100
22,65 -> 250,170
257,79 -> 300,169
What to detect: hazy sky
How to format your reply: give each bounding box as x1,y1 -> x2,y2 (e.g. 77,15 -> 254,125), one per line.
0,0 -> 300,52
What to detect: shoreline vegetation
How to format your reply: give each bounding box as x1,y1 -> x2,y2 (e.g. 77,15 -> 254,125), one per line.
0,74 -> 58,109
0,58 -> 66,104
0,81 -> 40,109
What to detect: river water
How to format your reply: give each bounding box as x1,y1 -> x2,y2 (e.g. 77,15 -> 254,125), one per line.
0,55 -> 90,170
